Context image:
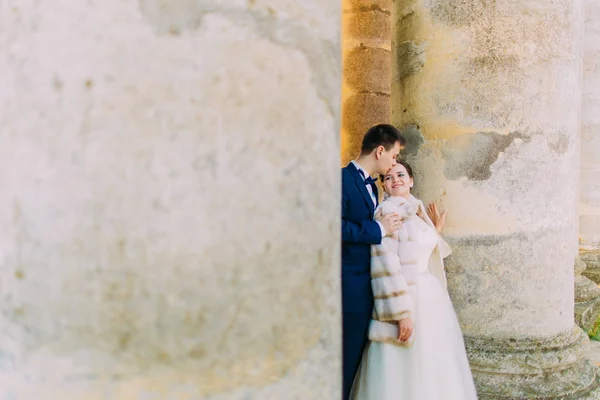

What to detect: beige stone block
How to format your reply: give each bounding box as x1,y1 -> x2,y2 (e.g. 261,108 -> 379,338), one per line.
343,47 -> 392,93
344,10 -> 391,45
342,93 -> 391,161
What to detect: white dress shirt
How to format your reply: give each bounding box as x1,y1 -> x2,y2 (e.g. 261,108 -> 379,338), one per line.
351,160 -> 386,237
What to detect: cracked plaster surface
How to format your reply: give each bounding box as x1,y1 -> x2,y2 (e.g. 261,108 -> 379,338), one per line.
0,0 -> 342,398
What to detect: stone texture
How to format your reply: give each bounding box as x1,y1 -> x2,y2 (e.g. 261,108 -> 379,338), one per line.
445,231 -> 576,338
580,0 -> 600,249
579,0 -> 600,344
391,0 -> 599,397
341,0 -> 392,164
586,340 -> 600,367
0,0 -> 341,398
342,93 -> 391,160
576,275 -> 600,305
583,251 -> 600,284
345,9 -> 392,44
575,256 -> 600,332
465,329 -> 599,399
343,47 -> 393,94
576,298 -> 600,333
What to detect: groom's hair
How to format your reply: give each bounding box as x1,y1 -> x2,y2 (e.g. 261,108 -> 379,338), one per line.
360,124 -> 406,155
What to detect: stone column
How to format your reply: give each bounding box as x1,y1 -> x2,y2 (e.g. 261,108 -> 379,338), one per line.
577,0 -> 600,339
392,0 -> 599,398
341,0 -> 393,164
580,0 -> 600,288
0,1 -> 341,399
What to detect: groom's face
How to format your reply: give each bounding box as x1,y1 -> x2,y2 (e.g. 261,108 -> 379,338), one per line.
375,141 -> 402,175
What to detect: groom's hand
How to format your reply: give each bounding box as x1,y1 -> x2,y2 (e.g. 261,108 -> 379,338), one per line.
376,211 -> 403,235
397,318 -> 413,342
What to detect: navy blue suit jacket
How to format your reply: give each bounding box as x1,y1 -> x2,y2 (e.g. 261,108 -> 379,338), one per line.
341,163 -> 382,313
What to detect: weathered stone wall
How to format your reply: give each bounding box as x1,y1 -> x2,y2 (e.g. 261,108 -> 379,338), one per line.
393,1 -> 581,337
0,1 -> 341,398
341,0 -> 392,164
581,0 -> 600,249
580,0 -> 600,286
393,0 -> 583,338
391,0 -> 599,397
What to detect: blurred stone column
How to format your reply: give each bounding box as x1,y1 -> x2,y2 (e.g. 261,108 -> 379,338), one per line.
0,1 -> 341,399
580,0 -> 600,290
392,0 -> 599,397
341,0 -> 392,164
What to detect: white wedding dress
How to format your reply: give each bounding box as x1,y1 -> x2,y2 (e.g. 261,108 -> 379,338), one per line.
351,215 -> 478,400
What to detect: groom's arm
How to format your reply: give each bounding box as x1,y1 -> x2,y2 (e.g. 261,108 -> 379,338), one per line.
341,195 -> 383,245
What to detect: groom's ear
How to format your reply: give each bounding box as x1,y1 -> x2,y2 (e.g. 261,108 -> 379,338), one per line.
375,145 -> 384,159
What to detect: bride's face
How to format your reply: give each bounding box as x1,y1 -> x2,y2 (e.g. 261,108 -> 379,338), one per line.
383,164 -> 413,198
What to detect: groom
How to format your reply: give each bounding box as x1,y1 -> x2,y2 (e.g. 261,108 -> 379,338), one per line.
341,124 -> 406,399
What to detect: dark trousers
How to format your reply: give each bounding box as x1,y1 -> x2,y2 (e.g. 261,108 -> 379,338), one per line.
342,311 -> 371,400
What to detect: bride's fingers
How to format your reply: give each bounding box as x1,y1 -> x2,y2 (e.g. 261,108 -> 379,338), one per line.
428,204 -> 439,219
405,327 -> 412,340
399,328 -> 408,342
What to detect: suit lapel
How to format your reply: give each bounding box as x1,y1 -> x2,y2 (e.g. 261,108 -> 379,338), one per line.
373,183 -> 379,207
347,163 -> 376,216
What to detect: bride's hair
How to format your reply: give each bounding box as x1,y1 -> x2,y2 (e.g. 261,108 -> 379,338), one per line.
380,159 -> 414,182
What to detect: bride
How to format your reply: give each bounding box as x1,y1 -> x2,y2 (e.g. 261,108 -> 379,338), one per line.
351,160 -> 478,400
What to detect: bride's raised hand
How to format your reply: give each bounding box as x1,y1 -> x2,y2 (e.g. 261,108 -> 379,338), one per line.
427,202 -> 447,233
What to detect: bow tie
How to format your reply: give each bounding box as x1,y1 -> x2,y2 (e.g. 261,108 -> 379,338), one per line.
364,176 -> 377,185
359,170 -> 377,185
